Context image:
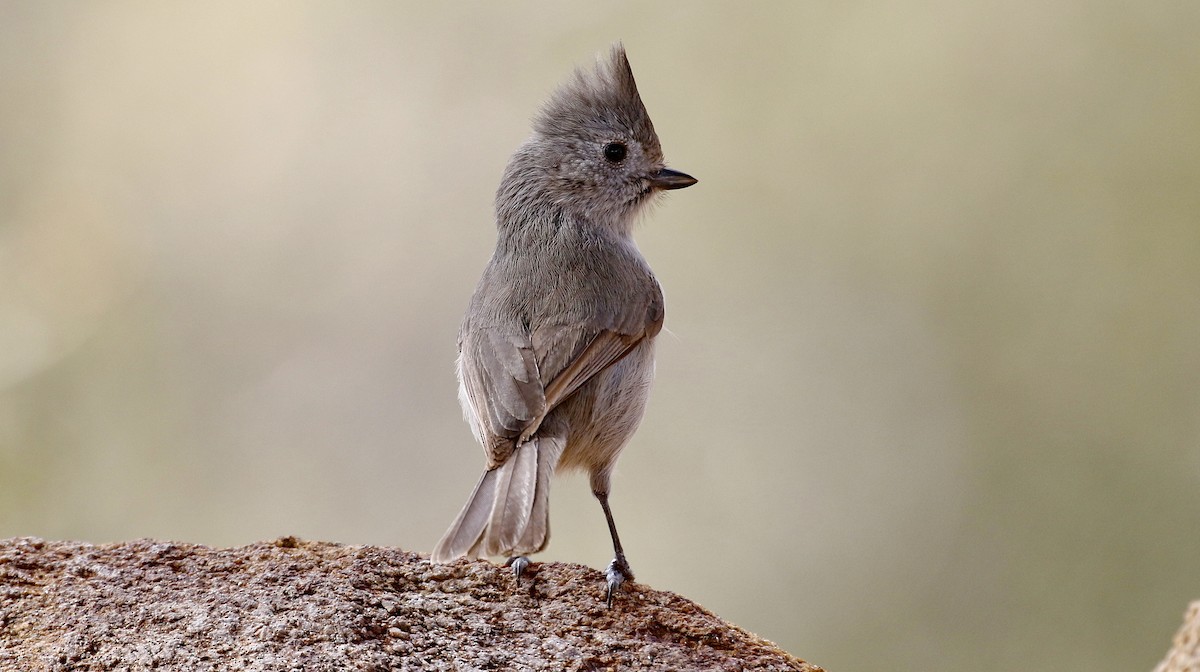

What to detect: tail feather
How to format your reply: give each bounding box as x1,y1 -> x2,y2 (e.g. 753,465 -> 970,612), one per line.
431,468 -> 498,562
515,434 -> 564,554
485,440 -> 538,556
432,435 -> 563,563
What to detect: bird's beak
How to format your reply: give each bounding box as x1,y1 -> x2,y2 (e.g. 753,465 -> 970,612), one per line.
648,167 -> 698,190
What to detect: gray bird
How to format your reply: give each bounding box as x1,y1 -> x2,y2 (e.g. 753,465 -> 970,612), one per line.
431,44 -> 696,607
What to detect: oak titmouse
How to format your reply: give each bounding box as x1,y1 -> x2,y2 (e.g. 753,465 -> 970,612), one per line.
431,44 -> 696,607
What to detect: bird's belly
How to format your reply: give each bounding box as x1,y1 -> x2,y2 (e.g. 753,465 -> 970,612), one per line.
555,339 -> 656,475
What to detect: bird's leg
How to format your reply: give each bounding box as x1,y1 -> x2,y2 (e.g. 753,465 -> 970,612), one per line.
596,491 -> 633,608
506,555 -> 531,582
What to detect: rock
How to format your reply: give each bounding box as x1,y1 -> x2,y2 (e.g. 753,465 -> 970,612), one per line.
0,537 -> 819,671
1155,601 -> 1200,672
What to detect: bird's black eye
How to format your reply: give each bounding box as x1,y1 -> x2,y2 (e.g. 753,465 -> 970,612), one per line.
603,142 -> 627,163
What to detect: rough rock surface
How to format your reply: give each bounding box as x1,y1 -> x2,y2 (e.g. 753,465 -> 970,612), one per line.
0,537 -> 819,671
1155,601 -> 1200,672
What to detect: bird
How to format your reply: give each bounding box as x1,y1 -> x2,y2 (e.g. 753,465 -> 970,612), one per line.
431,43 -> 696,607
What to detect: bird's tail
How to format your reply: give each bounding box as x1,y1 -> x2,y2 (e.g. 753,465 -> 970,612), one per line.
431,435 -> 563,562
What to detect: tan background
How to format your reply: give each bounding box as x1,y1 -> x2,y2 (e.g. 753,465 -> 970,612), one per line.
2,3 -> 1199,670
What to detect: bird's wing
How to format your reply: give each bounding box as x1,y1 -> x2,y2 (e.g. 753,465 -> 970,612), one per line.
519,308 -> 664,444
461,277 -> 664,465
458,327 -> 546,469
540,331 -> 641,411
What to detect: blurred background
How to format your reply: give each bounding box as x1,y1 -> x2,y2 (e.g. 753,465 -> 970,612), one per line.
2,2 -> 1198,670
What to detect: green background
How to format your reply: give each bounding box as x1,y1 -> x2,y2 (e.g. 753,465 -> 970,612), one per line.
2,3 -> 1198,670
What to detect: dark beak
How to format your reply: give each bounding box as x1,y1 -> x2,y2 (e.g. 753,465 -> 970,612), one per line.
648,167 -> 698,190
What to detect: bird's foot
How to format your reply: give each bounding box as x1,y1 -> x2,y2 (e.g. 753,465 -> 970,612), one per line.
506,555 -> 531,582
604,555 -> 635,608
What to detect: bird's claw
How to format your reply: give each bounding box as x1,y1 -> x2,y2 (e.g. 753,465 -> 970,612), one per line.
506,555 -> 531,582
604,556 -> 634,608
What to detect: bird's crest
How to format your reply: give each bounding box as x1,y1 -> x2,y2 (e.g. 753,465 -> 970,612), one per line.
534,44 -> 660,153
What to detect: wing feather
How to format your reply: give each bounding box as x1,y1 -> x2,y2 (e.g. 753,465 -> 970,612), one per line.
458,264 -> 664,460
